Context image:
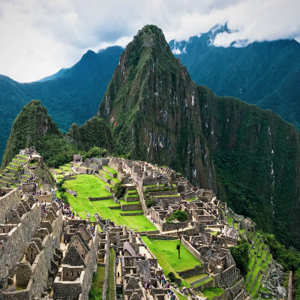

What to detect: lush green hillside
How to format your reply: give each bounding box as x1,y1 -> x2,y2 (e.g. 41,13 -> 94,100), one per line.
0,46 -> 123,161
97,25 -> 300,249
1,101 -> 114,169
98,25 -> 218,191
170,24 -> 300,130
1,100 -> 62,168
3,25 -> 300,251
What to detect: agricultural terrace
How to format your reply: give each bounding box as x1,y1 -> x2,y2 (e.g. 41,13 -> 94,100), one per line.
142,237 -> 204,287
62,174 -> 157,232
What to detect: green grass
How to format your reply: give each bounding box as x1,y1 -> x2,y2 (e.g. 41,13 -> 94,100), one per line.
173,290 -> 188,300
107,248 -> 115,300
234,223 -> 239,230
60,166 -> 72,173
89,266 -> 106,300
111,178 -> 120,184
153,194 -> 180,198
54,169 -> 63,174
103,166 -> 118,174
144,184 -> 166,188
125,194 -> 139,198
62,174 -> 156,232
119,200 -> 140,205
185,273 -> 207,284
142,237 -> 201,274
201,287 -> 224,300
100,170 -> 113,180
227,218 -> 233,226
187,197 -> 197,202
127,190 -> 137,194
193,277 -> 213,288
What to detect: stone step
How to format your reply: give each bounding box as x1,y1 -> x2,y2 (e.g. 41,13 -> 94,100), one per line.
0,180 -> 11,188
5,173 -> 15,178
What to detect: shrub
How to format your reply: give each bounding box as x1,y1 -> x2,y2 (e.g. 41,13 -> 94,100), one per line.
146,198 -> 157,208
168,272 -> 176,282
229,239 -> 249,275
114,179 -> 126,199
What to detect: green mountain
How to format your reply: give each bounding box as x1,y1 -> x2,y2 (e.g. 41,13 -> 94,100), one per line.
170,24 -> 300,129
3,25 -> 300,251
0,46 -> 123,160
98,25 -> 300,249
2,100 -> 114,169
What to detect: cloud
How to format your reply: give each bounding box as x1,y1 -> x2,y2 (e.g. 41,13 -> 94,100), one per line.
0,0 -> 299,82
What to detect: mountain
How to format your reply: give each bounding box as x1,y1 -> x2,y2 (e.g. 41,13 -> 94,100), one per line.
98,25 -> 300,249
3,25 -> 300,250
1,100 -> 63,167
1,100 -> 115,169
38,68 -> 69,82
0,45 -> 123,161
170,24 -> 300,129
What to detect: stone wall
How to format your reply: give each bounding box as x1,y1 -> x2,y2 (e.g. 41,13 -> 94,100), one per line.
121,203 -> 142,211
177,266 -> 205,279
0,203 -> 41,280
162,222 -> 188,232
146,234 -> 178,240
0,188 -> 20,223
35,194 -> 52,203
181,237 -> 203,263
193,278 -> 214,292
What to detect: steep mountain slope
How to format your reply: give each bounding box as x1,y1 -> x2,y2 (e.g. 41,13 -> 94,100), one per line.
1,100 -> 62,168
98,25 -> 218,191
0,46 -> 123,161
1,101 -> 114,169
98,25 -> 300,249
170,25 -> 300,129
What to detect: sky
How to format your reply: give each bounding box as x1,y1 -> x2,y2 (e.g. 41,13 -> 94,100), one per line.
0,0 -> 299,83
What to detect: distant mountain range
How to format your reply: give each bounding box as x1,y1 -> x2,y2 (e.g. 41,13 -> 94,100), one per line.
170,24 -> 300,129
0,24 -> 299,162
0,46 -> 123,160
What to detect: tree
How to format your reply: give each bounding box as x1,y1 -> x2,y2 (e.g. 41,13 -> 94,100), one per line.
229,239 -> 249,275
166,210 -> 188,259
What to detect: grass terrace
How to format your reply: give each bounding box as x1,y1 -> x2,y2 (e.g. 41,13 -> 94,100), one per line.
142,237 -> 201,286
187,197 -> 197,202
61,174 -> 156,231
107,248 -> 116,300
127,190 -> 137,194
173,290 -> 188,300
193,277 -> 213,288
89,266 -> 106,300
201,287 -> 225,300
103,166 -> 118,174
185,274 -> 207,284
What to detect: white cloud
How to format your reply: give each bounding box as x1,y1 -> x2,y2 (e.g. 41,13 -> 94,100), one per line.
0,0 -> 299,82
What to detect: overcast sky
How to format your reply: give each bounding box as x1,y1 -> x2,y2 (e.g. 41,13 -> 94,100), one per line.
0,0 -> 299,83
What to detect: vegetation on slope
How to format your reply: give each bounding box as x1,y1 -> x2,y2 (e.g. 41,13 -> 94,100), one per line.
172,24 -> 300,130
0,46 -> 123,161
1,100 -> 62,168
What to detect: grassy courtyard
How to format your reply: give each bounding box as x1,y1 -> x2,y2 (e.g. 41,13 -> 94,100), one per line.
89,266 -> 106,300
142,237 -> 201,286
62,174 -> 156,232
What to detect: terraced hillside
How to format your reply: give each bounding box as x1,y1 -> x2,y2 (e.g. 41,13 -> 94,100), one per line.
0,155 -> 31,189
245,231 -> 273,298
56,164 -> 157,232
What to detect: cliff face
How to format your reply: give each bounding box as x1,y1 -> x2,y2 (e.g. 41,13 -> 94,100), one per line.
98,25 -> 217,191
198,86 -> 300,247
98,25 -> 300,249
1,100 -> 62,168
